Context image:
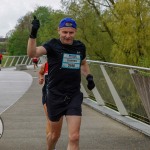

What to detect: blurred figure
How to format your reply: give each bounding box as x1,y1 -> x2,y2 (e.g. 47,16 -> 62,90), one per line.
32,57 -> 38,70
38,61 -> 50,134
0,53 -> 3,71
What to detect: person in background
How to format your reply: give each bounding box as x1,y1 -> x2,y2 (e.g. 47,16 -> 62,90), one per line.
32,57 -> 38,70
38,61 -> 56,150
27,16 -> 95,150
0,53 -> 3,71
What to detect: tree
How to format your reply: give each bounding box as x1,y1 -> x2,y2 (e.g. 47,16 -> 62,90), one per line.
6,6 -> 65,55
7,29 -> 29,55
85,0 -> 150,66
110,0 -> 150,66
7,13 -> 32,55
61,0 -> 113,61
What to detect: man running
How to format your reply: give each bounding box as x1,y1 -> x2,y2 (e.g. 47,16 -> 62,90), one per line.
27,16 -> 95,150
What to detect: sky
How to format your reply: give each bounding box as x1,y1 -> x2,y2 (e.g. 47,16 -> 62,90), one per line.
0,0 -> 62,37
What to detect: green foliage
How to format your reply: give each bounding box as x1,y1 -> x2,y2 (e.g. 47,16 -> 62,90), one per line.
106,0 -> 150,66
61,0 -> 113,61
32,6 -> 57,43
0,43 -> 7,52
37,10 -> 66,43
6,6 -> 65,55
7,29 -> 29,55
5,1 -> 150,122
7,12 -> 32,55
6,0 -> 150,66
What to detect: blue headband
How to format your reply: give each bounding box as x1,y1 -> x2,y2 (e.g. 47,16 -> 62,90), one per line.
59,18 -> 77,29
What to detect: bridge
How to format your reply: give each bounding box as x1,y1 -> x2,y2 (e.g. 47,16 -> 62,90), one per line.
0,55 -> 150,149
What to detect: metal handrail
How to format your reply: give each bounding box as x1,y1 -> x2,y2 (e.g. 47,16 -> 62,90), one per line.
83,60 -> 150,124
87,60 -> 150,71
2,55 -> 42,68
2,56 -> 150,124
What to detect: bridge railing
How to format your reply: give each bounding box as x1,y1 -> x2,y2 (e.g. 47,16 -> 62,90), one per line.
2,55 -> 150,124
81,60 -> 150,124
2,55 -> 46,68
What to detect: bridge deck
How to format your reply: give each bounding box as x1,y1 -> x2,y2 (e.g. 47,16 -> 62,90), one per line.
0,68 -> 150,150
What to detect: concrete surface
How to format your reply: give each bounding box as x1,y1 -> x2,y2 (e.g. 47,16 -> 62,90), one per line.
0,70 -> 32,114
0,67 -> 150,150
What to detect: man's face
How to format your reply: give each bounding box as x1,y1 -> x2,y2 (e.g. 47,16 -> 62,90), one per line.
58,27 -> 76,45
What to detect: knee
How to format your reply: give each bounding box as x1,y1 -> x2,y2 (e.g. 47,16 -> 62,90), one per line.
52,133 -> 61,142
69,133 -> 80,143
47,132 -> 60,143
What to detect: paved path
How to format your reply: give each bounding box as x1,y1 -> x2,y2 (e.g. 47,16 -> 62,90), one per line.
0,70 -> 32,114
0,68 -> 150,150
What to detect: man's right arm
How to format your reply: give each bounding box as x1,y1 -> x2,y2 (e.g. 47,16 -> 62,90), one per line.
27,38 -> 46,58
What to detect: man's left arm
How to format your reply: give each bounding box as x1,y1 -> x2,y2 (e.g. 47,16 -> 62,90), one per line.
81,59 -> 95,90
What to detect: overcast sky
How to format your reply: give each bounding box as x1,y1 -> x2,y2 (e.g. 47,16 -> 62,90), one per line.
0,0 -> 61,37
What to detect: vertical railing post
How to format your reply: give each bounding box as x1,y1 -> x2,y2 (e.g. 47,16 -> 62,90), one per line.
15,56 -> 21,66
21,56 -> 26,64
80,83 -> 89,98
25,56 -> 29,65
3,57 -> 9,67
29,58 -> 32,65
9,56 -> 15,67
100,65 -> 128,116
91,87 -> 105,106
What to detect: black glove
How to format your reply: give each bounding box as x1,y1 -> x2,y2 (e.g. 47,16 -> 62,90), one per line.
86,74 -> 95,90
30,16 -> 40,39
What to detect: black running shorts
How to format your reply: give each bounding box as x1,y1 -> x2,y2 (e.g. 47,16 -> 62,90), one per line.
46,91 -> 83,122
42,95 -> 47,105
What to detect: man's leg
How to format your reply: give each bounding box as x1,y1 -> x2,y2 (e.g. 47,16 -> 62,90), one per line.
66,116 -> 81,150
43,104 -> 51,135
33,63 -> 35,69
36,62 -> 38,68
43,104 -> 58,149
47,117 -> 63,150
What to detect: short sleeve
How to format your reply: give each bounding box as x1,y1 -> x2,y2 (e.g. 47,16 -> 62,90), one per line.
42,41 -> 52,57
76,41 -> 86,60
81,43 -> 86,60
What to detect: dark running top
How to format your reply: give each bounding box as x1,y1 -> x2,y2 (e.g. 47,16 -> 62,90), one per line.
43,38 -> 86,96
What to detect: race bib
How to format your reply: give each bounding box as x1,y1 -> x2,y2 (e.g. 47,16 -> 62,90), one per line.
62,53 -> 81,69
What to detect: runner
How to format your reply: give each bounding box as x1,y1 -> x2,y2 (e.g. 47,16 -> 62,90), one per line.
27,16 -> 95,150
38,61 -> 56,150
32,57 -> 38,70
38,61 -> 50,133
0,53 -> 3,71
